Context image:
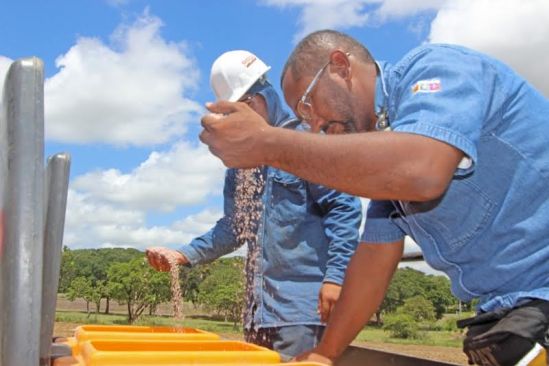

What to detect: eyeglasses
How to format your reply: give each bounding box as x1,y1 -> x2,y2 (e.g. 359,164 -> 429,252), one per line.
296,52 -> 350,122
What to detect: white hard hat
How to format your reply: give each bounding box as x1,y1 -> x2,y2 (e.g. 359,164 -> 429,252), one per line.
210,50 -> 271,102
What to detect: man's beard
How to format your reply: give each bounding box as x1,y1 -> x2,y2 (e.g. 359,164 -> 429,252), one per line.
321,120 -> 357,134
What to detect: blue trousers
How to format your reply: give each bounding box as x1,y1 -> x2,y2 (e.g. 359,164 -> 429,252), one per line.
244,324 -> 325,360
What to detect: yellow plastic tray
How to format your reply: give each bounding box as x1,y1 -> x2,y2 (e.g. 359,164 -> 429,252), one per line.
53,356 -> 324,366
75,325 -> 220,342
79,339 -> 281,365
65,325 -> 219,355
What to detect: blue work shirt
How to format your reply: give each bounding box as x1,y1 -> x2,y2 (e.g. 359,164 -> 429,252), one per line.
181,83 -> 362,328
363,44 -> 549,313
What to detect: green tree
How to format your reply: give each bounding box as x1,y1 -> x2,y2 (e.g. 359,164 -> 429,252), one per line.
424,275 -> 456,319
400,295 -> 436,322
179,264 -> 211,306
378,267 -> 427,323
378,267 -> 456,323
59,247 -> 143,313
383,313 -> 421,339
67,276 -> 101,316
107,258 -> 171,324
198,258 -> 244,327
58,246 -> 77,293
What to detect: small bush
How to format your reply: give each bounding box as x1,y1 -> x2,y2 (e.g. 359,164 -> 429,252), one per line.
383,313 -> 422,339
442,318 -> 459,332
400,295 -> 436,322
424,321 -> 443,331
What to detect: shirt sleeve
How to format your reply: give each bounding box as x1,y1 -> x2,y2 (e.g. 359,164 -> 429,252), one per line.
179,169 -> 241,266
361,200 -> 405,243
308,183 -> 362,285
390,45 -> 490,176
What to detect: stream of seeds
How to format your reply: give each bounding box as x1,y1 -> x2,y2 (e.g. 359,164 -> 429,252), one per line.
232,168 -> 265,340
165,251 -> 184,326
164,168 -> 265,334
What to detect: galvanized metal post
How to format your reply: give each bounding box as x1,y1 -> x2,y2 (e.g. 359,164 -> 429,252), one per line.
0,57 -> 45,366
40,153 -> 71,366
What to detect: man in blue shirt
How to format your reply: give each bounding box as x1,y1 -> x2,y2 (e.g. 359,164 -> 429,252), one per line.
199,31 -> 549,365
146,50 -> 362,358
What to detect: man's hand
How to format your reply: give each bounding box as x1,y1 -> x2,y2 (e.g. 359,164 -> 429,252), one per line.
145,246 -> 188,272
199,100 -> 273,168
293,348 -> 334,365
318,282 -> 342,322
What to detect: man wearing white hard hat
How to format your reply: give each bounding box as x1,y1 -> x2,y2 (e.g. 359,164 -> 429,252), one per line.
146,50 -> 361,358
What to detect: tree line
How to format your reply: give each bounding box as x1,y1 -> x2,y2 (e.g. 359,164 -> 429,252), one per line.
59,247 -> 469,332
59,247 -> 244,324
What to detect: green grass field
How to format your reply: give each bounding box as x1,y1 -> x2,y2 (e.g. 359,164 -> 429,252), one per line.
55,310 -> 241,335
354,326 -> 464,348
55,309 -> 465,348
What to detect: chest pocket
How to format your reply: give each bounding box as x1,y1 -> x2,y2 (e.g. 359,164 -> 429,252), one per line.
269,169 -> 307,223
402,178 -> 496,252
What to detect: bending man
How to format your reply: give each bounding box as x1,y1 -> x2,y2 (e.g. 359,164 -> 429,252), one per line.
200,31 -> 549,366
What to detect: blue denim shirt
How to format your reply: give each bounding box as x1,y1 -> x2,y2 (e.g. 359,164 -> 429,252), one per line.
181,83 -> 362,328
362,44 -> 549,312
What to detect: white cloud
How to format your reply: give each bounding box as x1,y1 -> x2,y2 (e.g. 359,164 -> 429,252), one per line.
263,0 -> 446,41
65,140 -> 225,250
264,0 -> 371,41
45,12 -> 202,146
428,0 -> 549,96
64,188 -> 223,250
374,0 -> 445,20
172,208 -> 223,238
72,142 -> 225,212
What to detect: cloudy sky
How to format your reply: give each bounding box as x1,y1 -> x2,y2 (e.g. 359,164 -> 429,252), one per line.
1,0 -> 548,273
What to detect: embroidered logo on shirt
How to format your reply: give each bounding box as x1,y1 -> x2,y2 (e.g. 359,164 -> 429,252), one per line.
412,79 -> 441,94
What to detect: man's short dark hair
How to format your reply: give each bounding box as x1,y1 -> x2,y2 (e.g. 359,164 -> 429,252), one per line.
281,29 -> 374,86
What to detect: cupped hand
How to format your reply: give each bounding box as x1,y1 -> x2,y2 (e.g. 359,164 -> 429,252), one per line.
145,246 -> 187,272
200,100 -> 273,168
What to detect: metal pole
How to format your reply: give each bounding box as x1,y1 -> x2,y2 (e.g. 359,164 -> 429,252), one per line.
0,57 -> 45,366
40,153 -> 71,366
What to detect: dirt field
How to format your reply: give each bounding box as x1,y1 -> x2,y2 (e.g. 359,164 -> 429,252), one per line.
214,332 -> 467,364
353,340 -> 468,365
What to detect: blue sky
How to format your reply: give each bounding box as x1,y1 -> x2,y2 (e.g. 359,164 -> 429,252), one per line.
1,0 -> 548,273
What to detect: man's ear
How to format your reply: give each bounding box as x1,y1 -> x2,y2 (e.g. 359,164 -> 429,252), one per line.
329,50 -> 351,80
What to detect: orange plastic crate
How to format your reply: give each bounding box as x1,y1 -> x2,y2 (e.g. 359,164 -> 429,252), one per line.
53,356 -> 323,366
75,325 -> 220,342
66,325 -> 219,355
79,339 -> 281,365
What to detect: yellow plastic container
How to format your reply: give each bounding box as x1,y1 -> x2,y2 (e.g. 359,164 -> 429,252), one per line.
67,325 -> 220,355
75,325 -> 220,342
79,340 -> 281,365
53,356 -> 324,366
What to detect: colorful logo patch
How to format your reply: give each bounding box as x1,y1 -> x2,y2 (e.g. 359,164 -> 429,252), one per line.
412,79 -> 441,94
